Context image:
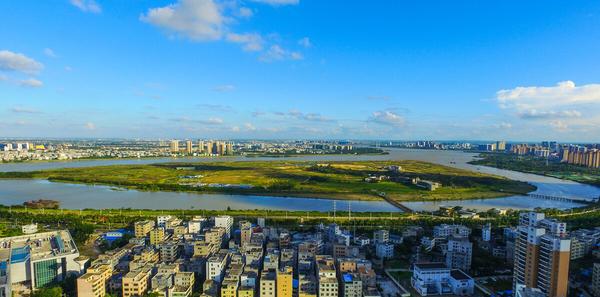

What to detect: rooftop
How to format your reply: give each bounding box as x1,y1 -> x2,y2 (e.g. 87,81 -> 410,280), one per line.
414,262 -> 448,270
450,269 -> 472,280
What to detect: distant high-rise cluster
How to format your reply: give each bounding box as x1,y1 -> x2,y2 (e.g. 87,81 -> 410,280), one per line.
478,141 -> 506,152
560,145 -> 600,169
167,140 -> 234,156
509,144 -> 550,157
0,142 -> 44,151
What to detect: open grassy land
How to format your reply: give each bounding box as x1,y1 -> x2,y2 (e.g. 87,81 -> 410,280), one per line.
0,160 -> 535,202
470,153 -> 600,187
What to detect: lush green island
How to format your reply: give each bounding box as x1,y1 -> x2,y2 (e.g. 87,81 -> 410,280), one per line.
0,160 -> 535,203
469,153 -> 600,186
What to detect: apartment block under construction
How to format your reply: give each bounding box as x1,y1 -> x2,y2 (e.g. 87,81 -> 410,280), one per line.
513,212 -> 571,297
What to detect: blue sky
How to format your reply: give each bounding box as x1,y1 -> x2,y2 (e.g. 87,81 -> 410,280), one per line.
2,0 -> 600,141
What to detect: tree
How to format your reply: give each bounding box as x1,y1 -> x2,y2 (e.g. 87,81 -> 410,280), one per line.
30,287 -> 63,297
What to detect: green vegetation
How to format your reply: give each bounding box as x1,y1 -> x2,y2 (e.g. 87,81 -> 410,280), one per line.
470,153 -> 600,186
0,160 -> 535,202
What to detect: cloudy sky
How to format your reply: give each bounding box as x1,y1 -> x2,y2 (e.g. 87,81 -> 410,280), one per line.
2,0 -> 600,141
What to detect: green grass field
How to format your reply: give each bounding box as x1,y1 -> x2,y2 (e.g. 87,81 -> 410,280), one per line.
0,160 -> 535,202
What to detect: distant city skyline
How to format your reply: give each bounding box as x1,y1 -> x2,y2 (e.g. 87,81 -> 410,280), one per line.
2,1 -> 600,141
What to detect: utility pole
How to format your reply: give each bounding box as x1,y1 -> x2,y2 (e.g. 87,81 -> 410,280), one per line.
348,201 -> 351,221
333,201 -> 336,222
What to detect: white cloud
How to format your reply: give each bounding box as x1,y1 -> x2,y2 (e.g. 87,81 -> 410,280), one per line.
69,0 -> 101,13
495,81 -> 600,132
260,45 -> 303,62
244,123 -> 257,131
497,80 -> 600,111
517,109 -> 582,119
212,84 -> 235,92
43,48 -> 57,58
19,78 -> 43,88
141,0 -> 224,41
226,33 -> 263,51
0,50 -> 44,74
298,37 -> 311,48
494,122 -> 512,129
370,110 -> 406,127
11,107 -> 41,114
238,7 -> 253,18
249,0 -> 299,6
84,122 -> 96,130
367,95 -> 391,101
201,117 -> 224,125
550,120 -> 568,131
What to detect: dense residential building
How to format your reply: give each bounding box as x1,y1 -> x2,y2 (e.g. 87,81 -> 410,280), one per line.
373,230 -> 389,244
135,220 -> 155,238
375,243 -> 394,259
433,224 -> 471,238
276,266 -> 293,297
445,237 -> 472,271
215,215 -> 234,240
259,270 -> 276,297
122,265 -> 152,297
513,212 -> 570,297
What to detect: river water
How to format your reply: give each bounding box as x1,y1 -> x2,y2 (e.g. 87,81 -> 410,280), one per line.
1,149 -> 598,212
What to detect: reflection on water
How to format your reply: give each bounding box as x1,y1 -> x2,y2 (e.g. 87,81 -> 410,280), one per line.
0,179 -> 398,212
0,149 -> 599,211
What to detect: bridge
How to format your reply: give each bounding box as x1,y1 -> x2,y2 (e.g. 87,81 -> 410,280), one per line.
526,193 -> 598,204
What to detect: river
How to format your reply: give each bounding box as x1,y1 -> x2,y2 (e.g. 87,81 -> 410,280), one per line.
1,149 -> 599,212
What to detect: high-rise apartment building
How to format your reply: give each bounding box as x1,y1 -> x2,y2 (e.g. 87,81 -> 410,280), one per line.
170,140 -> 179,153
513,212 -> 570,297
593,263 -> 600,297
215,215 -> 234,240
185,140 -> 193,154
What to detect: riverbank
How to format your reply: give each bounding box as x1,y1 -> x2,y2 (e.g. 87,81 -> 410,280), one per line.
469,153 -> 600,187
0,160 -> 536,203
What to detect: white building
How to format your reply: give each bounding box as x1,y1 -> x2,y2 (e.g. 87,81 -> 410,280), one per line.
433,224 -> 471,239
215,216 -> 234,240
411,263 -> 474,296
353,236 -> 370,247
157,215 -> 174,228
206,252 -> 228,282
188,216 -> 207,234
21,224 -> 38,235
0,230 -> 87,296
373,230 -> 389,244
375,243 -> 394,259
